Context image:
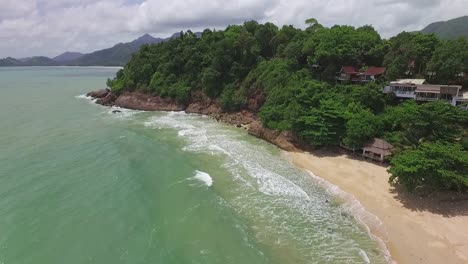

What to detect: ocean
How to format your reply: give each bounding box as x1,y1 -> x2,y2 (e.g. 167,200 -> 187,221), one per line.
0,67 -> 388,264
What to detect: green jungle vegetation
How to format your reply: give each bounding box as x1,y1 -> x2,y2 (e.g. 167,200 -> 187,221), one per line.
107,19 -> 468,192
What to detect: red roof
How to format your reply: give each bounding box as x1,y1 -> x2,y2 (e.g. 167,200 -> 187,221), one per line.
341,66 -> 358,74
363,67 -> 386,76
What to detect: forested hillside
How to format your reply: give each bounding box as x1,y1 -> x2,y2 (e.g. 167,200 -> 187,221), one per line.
108,20 -> 468,191
421,16 -> 468,39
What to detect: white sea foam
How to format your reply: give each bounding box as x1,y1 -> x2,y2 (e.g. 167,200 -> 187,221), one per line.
106,106 -> 144,119
145,113 -> 309,200
75,94 -> 97,103
142,112 -> 392,263
75,94 -> 89,99
359,249 -> 371,264
193,170 -> 213,187
304,169 -> 394,264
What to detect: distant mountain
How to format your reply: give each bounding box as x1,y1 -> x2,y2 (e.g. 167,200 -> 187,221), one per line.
0,32 -> 201,67
53,52 -> 84,62
22,56 -> 57,66
420,16 -> 468,39
18,57 -> 33,62
0,56 -> 56,66
67,34 -> 166,66
0,57 -> 23,66
130,34 -> 164,47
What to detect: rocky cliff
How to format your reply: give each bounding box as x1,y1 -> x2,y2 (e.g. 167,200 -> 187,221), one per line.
87,89 -> 300,151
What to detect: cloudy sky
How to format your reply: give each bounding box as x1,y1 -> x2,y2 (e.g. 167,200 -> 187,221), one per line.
1,0 -> 467,58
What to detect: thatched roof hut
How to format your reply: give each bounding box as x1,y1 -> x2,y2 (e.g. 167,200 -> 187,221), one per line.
362,138 -> 394,162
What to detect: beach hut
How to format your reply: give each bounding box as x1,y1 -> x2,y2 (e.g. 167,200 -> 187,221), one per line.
362,138 -> 394,163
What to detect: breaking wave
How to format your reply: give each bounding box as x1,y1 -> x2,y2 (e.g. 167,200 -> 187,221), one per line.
192,170 -> 213,187
142,111 -> 390,263
75,94 -> 96,103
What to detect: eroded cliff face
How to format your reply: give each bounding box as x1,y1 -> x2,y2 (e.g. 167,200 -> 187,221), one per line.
88,89 -> 300,151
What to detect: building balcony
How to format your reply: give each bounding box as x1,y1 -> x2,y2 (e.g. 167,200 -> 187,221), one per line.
415,96 -> 439,102
394,91 -> 415,98
415,96 -> 452,104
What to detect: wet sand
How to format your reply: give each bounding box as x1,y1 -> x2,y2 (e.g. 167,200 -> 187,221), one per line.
288,150 -> 468,264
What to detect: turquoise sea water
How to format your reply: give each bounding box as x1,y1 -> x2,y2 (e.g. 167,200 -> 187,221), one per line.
0,67 -> 388,264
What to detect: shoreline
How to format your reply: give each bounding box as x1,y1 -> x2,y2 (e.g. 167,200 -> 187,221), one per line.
288,150 -> 468,264
86,90 -> 468,264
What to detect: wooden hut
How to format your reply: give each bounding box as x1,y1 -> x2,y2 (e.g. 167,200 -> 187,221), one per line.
362,138 -> 394,162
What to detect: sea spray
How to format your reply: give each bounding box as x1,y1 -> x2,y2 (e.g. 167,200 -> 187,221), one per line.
193,170 -> 213,187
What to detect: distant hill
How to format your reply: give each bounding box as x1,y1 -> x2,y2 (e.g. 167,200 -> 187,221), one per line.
22,56 -> 57,66
0,32 -> 202,67
53,52 -> 83,62
0,57 -> 23,66
0,56 -> 56,66
67,34 -> 165,66
420,16 -> 468,39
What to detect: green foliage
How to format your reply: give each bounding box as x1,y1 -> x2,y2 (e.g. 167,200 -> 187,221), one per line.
201,67 -> 222,97
384,32 -> 440,79
343,103 -> 380,149
303,25 -> 381,80
346,83 -> 387,113
382,101 -> 468,147
427,38 -> 468,83
294,99 -> 346,145
305,18 -> 324,33
389,143 -> 468,191
220,84 -> 246,111
169,82 -> 191,104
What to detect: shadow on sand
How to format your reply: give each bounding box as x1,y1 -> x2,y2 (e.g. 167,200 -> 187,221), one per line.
389,185 -> 468,217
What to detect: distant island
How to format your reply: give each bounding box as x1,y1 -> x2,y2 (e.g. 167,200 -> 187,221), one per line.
0,32 -> 201,67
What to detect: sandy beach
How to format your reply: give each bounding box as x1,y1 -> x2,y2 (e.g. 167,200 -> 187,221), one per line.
288,150 -> 468,264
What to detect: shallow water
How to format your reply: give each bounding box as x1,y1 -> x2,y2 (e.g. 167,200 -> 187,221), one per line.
0,67 -> 388,264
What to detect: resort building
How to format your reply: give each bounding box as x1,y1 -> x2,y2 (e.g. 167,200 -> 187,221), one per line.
336,66 -> 360,83
383,79 -> 463,106
383,79 -> 425,98
336,66 -> 386,84
360,67 -> 386,83
415,84 -> 462,105
362,138 -> 394,163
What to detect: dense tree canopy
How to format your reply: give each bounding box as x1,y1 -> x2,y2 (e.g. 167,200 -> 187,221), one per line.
107,19 -> 468,192
389,143 -> 468,191
427,37 -> 468,84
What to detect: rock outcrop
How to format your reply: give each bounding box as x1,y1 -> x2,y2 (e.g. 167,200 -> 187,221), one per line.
96,92 -> 117,106
87,89 -> 300,151
86,89 -> 110,98
247,120 -> 298,151
114,91 -> 184,111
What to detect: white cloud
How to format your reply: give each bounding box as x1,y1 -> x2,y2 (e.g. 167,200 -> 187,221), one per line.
0,0 -> 37,20
0,0 -> 466,58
